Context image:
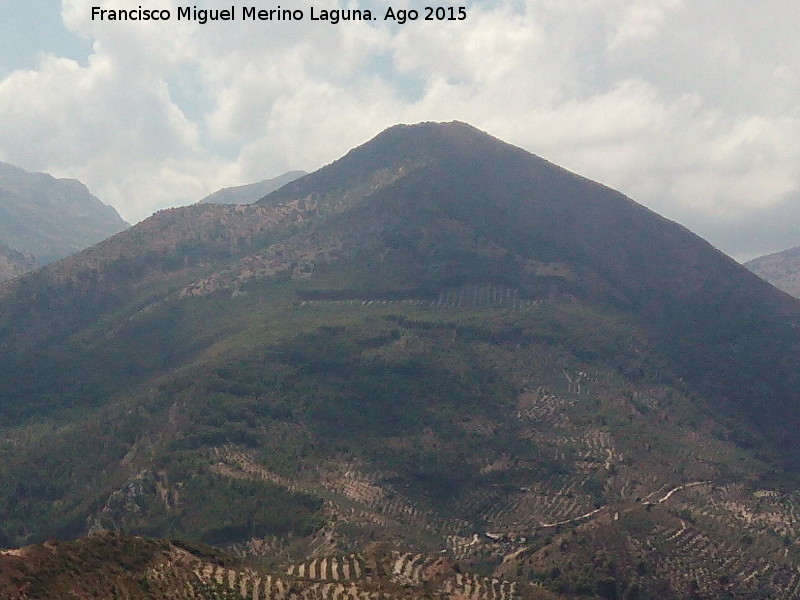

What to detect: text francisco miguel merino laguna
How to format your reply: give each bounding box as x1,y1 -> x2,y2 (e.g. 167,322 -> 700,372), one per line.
91,5 -> 468,24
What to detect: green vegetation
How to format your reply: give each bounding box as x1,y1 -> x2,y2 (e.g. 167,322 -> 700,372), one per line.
2,122 -> 800,598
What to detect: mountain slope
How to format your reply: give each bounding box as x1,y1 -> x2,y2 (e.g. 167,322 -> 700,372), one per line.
2,122 -> 800,599
0,242 -> 35,282
746,246 -> 800,299
198,171 -> 307,205
0,162 -> 128,276
251,122 -> 800,447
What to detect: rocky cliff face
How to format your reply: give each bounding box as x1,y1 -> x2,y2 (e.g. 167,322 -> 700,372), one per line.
0,162 -> 128,280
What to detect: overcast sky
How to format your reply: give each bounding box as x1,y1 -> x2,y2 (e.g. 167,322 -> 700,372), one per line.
0,1 -> 798,260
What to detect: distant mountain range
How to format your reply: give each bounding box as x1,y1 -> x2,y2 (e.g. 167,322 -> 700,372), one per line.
198,171 -> 307,205
0,162 -> 128,281
746,246 -> 800,299
3,122 -> 800,599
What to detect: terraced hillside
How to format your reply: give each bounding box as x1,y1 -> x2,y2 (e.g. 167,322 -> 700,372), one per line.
2,122 -> 800,599
0,533 -> 561,600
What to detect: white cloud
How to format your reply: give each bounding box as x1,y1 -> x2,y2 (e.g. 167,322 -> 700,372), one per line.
608,0 -> 684,48
0,0 -> 796,260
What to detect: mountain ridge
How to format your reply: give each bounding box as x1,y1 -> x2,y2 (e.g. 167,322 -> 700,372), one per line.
0,161 -> 128,280
2,122 -> 800,598
198,170 -> 307,205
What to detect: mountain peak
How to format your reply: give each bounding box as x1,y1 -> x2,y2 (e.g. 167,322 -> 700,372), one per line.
4,124 -> 800,597
374,119 -> 488,141
348,120 -> 517,163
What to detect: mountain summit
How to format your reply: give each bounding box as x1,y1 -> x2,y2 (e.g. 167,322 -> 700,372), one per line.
2,122 -> 800,598
252,121 -> 800,435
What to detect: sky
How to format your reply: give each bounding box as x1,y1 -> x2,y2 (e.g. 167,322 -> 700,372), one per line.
0,1 -> 798,261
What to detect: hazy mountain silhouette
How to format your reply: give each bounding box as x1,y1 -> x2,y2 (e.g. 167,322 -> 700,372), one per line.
198,171 -> 307,205
0,162 -> 128,280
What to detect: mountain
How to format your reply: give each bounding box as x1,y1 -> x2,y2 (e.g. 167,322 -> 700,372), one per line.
0,162 -> 128,279
0,242 -> 36,282
746,246 -> 800,299
2,122 -> 800,599
198,171 -> 307,205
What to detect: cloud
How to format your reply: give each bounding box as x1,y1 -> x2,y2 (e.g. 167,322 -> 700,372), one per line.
0,0 -> 221,220
0,0 -> 796,261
